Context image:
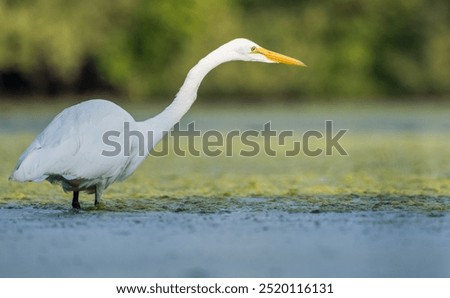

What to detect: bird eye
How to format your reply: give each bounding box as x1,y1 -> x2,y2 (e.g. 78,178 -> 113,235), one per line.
251,46 -> 257,52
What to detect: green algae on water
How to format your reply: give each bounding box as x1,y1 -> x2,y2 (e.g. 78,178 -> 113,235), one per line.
1,103 -> 449,213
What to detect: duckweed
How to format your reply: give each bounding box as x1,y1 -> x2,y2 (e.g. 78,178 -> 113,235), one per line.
1,103 -> 449,213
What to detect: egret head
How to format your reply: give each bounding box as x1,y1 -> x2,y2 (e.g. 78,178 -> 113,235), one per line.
222,38 -> 307,66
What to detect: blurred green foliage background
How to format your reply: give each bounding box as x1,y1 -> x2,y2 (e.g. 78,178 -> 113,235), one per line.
0,0 -> 449,101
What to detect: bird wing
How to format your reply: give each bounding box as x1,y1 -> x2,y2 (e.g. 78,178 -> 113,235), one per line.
11,100 -> 137,184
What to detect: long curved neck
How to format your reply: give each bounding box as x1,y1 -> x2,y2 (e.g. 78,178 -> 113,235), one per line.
146,47 -> 233,131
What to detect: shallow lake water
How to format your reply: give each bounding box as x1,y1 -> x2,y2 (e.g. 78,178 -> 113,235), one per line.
0,101 -> 449,277
1,207 -> 450,277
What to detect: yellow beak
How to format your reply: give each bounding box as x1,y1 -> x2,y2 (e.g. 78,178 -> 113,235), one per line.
254,47 -> 307,67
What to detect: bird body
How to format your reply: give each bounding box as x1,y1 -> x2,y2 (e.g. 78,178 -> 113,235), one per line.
11,100 -> 139,191
10,38 -> 305,208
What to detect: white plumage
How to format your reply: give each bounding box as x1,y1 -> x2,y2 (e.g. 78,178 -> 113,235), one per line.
10,38 -> 305,208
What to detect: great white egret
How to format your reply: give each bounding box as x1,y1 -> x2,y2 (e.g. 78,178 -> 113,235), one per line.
9,38 -> 306,209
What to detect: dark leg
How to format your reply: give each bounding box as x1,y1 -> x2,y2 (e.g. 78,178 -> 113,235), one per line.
94,186 -> 99,206
72,191 -> 81,209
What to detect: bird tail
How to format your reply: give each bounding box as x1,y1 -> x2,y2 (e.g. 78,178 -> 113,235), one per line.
9,167 -> 47,182
9,150 -> 48,182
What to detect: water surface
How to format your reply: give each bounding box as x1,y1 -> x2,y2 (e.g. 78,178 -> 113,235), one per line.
0,101 -> 449,277
1,207 -> 449,277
